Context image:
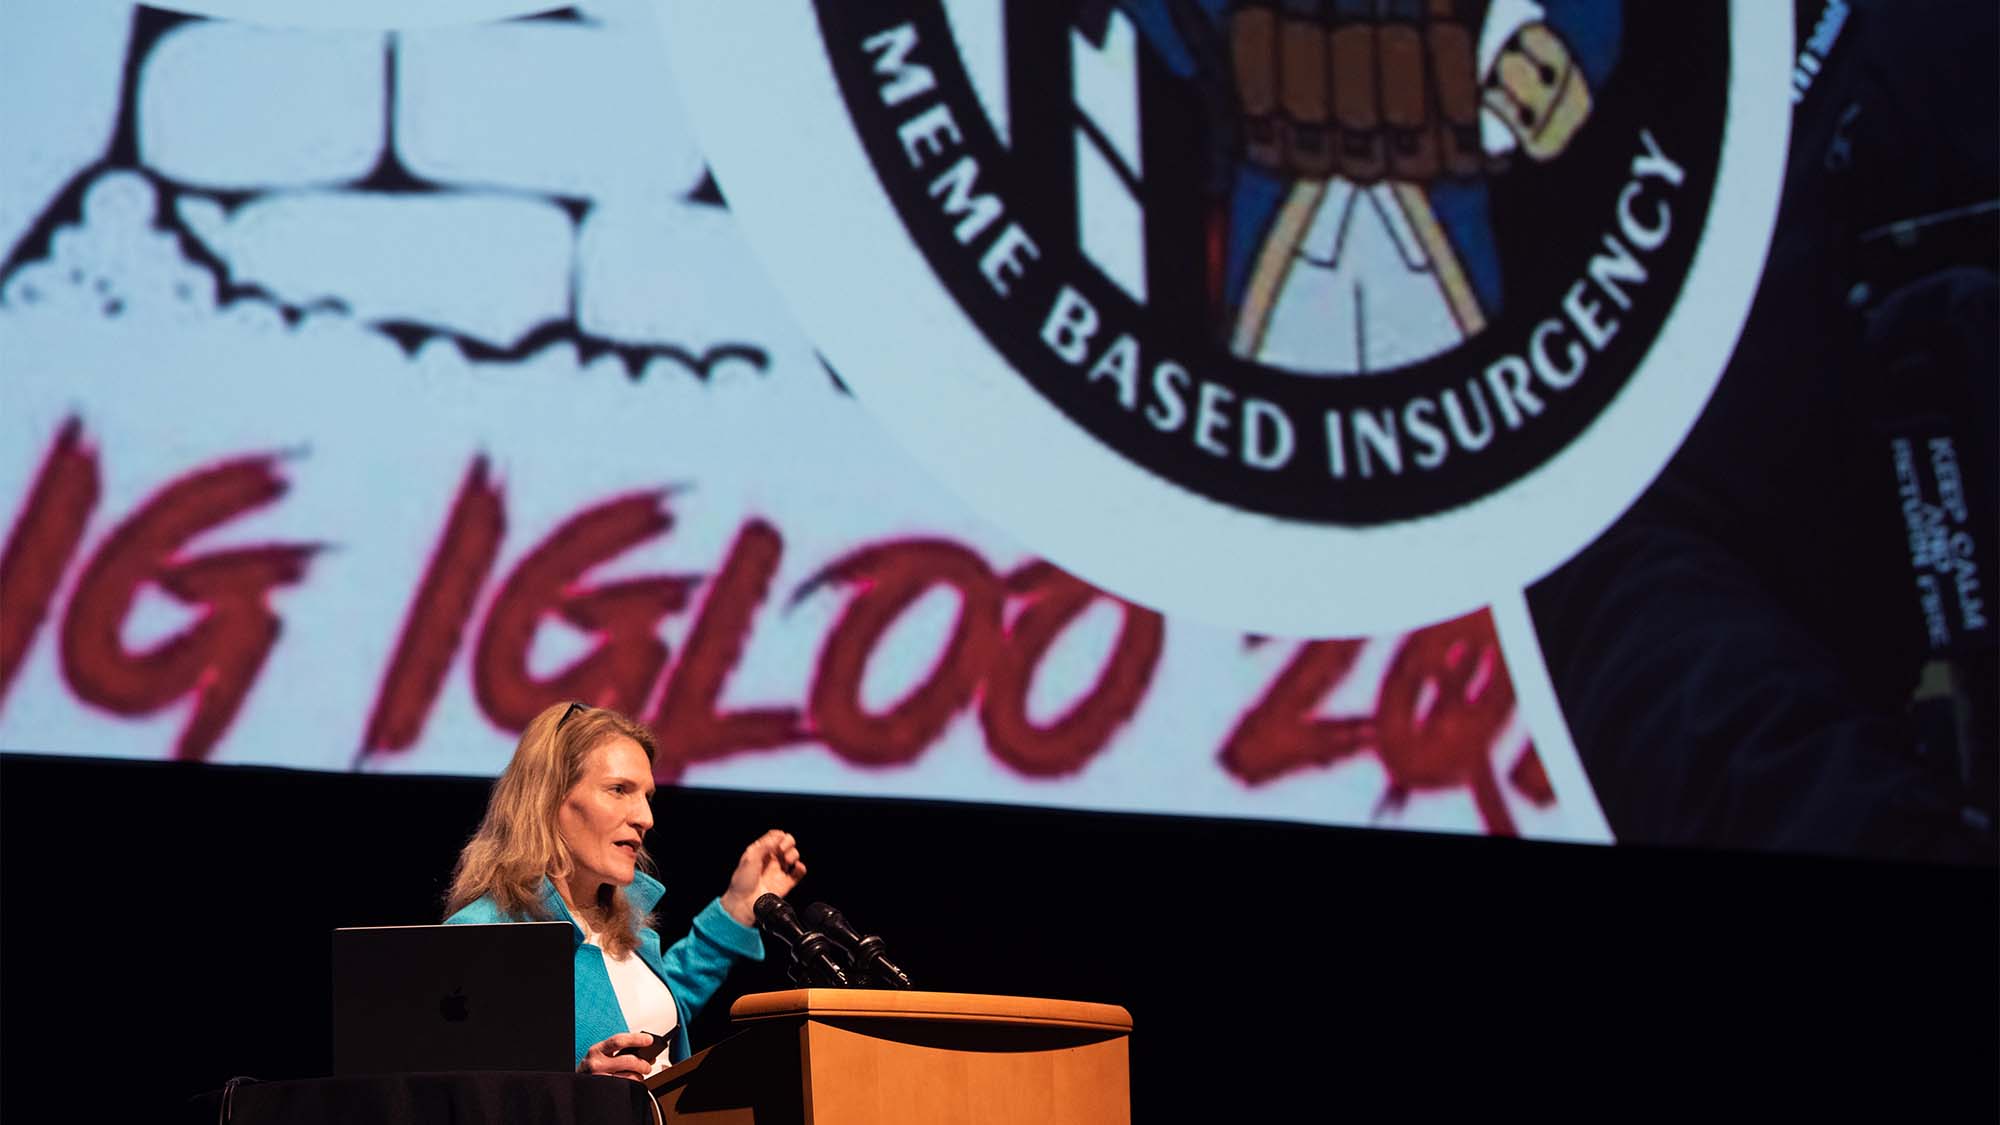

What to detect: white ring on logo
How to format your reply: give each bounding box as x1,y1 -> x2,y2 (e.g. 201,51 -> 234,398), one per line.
661,1 -> 1791,637
136,1 -> 562,29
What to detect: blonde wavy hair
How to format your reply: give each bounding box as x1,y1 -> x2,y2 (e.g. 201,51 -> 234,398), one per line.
446,701 -> 660,957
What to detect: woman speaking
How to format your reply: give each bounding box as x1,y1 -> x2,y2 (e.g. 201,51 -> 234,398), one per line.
444,701 -> 804,1080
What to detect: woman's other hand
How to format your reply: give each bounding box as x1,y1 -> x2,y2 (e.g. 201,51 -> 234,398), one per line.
577,1032 -> 658,1081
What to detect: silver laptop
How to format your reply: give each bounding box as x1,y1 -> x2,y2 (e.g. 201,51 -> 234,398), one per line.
331,921 -> 573,1075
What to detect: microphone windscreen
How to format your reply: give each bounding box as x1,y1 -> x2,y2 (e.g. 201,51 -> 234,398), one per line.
754,893 -> 786,923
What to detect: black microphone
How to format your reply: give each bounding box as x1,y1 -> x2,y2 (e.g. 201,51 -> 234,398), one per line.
753,893 -> 853,987
802,902 -> 913,989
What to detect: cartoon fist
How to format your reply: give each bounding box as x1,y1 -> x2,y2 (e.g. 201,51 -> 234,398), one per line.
1483,22 -> 1594,161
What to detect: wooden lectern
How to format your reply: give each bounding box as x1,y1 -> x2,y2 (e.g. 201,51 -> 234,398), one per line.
646,990 -> 1132,1124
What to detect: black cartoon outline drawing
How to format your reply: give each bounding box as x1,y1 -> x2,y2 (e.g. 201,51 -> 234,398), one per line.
0,4 -> 771,383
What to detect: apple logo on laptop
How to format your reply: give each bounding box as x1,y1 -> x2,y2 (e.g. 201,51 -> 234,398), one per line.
439,987 -> 470,1023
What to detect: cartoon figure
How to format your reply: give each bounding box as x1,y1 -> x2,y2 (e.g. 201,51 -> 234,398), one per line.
1099,0 -> 1622,374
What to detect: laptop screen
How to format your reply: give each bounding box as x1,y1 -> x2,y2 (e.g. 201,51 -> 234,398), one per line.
331,921 -> 574,1075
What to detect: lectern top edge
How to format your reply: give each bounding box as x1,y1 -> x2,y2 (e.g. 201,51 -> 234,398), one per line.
729,988 -> 1133,1032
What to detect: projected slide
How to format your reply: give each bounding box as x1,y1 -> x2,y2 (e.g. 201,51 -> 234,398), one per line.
1,0 -> 1991,862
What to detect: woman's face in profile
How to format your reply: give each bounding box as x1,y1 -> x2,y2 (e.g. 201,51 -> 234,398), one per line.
557,736 -> 656,893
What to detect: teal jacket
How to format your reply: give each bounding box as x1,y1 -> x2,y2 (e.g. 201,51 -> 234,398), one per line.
445,872 -> 765,1068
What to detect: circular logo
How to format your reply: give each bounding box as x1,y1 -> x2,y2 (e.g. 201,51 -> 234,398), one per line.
662,1 -> 1789,635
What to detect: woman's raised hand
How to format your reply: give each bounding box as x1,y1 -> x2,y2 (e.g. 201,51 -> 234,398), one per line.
719,829 -> 806,925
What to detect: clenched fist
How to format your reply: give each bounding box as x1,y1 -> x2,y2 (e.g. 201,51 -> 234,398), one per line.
718,829 -> 806,925
1483,21 -> 1593,161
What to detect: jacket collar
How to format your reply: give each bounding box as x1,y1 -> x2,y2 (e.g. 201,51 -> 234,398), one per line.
626,870 -> 666,914
536,871 -> 667,935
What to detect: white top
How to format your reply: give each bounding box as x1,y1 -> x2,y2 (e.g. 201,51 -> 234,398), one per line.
574,911 -> 680,1075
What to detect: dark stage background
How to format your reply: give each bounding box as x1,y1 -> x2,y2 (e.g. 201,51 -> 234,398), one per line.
2,751 -> 1992,1120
